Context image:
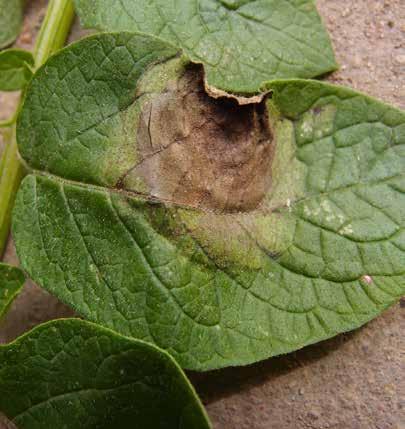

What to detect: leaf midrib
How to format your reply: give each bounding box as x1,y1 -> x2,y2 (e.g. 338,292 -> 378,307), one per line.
30,168 -> 405,218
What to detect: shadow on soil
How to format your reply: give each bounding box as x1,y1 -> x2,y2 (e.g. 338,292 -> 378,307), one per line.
189,328 -> 362,405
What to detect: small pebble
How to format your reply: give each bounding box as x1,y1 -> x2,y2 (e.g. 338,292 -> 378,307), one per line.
394,54 -> 405,65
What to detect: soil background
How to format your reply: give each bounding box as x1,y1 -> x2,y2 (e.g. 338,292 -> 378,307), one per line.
0,1 -> 404,428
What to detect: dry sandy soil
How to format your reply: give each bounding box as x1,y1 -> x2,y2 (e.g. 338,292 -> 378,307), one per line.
0,1 -> 404,428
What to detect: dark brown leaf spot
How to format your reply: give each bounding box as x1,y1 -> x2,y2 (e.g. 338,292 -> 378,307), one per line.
122,65 -> 274,212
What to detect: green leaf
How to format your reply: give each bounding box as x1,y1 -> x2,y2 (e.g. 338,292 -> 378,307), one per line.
73,0 -> 337,94
0,49 -> 34,91
0,0 -> 23,49
13,33 -> 405,370
0,263 -> 25,320
0,319 -> 211,428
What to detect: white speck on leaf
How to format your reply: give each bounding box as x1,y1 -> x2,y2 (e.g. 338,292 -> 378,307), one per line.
339,224 -> 353,235
300,120 -> 313,137
361,275 -> 373,285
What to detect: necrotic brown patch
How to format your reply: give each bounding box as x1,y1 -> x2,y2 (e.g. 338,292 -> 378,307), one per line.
126,65 -> 274,212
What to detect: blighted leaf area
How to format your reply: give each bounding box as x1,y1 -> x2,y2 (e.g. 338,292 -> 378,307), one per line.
119,65 -> 274,212
13,32 -> 405,371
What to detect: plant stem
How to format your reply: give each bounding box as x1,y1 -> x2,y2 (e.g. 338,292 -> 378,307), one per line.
33,0 -> 75,68
0,130 -> 24,256
0,0 -> 75,258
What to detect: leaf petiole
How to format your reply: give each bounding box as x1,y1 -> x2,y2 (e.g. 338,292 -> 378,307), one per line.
0,117 -> 15,128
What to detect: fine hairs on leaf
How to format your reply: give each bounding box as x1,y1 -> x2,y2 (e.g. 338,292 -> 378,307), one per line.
73,0 -> 338,94
12,32 -> 405,371
0,318 -> 212,429
0,263 -> 25,321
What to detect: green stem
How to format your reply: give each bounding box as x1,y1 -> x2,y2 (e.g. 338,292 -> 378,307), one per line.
33,0 -> 75,68
0,0 -> 75,257
0,130 -> 24,255
0,117 -> 15,128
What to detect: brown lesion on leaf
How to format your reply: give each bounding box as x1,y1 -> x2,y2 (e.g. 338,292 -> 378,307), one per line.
118,65 -> 274,213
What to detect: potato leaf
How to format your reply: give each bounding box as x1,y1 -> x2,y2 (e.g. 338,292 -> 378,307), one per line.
0,318 -> 211,428
0,263 -> 25,320
73,0 -> 337,94
0,0 -> 23,49
0,49 -> 34,91
13,33 -> 405,370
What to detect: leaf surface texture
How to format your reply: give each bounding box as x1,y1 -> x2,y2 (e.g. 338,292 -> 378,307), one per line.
13,33 -> 405,370
0,319 -> 211,428
0,0 -> 23,49
0,49 -> 34,91
0,263 -> 24,320
73,0 -> 337,93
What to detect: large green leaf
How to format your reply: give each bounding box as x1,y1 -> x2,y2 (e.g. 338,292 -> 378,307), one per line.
0,0 -> 23,49
0,263 -> 25,320
13,33 -> 405,370
0,49 -> 34,91
0,319 -> 211,428
73,0 -> 337,94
